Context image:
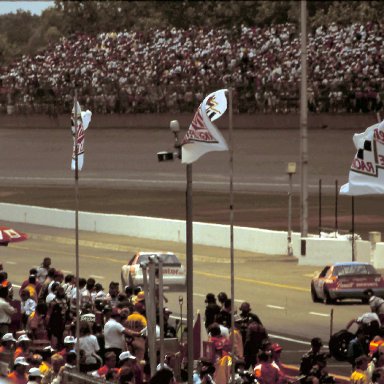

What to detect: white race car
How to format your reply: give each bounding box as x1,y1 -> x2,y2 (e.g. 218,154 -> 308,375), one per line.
121,252 -> 186,291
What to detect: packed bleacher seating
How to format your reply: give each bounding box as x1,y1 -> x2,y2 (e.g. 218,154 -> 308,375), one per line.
0,22 -> 384,116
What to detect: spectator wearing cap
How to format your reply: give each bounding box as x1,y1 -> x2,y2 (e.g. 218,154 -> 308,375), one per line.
204,293 -> 220,331
118,351 -> 142,384
41,353 -> 64,384
0,333 -> 16,375
8,356 -> 29,384
104,308 -> 140,364
27,367 -> 43,384
270,343 -> 287,383
300,337 -> 324,376
14,335 -> 31,360
58,336 -> 75,360
0,286 -> 16,337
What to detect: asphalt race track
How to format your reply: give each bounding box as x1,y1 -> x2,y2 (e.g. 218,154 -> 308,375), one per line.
2,125 -> 382,378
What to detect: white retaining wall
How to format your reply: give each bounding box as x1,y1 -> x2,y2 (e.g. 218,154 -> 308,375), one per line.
1,202 -> 383,268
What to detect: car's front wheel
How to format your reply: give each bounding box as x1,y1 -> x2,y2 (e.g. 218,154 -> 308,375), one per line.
311,283 -> 322,303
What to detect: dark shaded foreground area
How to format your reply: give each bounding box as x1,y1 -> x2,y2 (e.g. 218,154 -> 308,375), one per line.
0,186 -> 383,240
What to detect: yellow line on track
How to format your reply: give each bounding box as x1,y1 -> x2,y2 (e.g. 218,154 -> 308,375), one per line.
13,244 -> 310,293
196,271 -> 310,292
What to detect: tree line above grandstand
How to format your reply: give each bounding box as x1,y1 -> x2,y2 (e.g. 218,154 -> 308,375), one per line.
0,0 -> 384,64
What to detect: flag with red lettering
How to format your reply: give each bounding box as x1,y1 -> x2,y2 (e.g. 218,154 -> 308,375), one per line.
181,89 -> 228,164
71,101 -> 92,171
340,119 -> 384,195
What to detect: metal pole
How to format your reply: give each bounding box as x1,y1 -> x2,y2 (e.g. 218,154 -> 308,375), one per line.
142,264 -> 149,304
228,88 -> 235,384
335,180 -> 338,234
74,91 -> 80,370
288,172 -> 293,256
186,163 -> 194,384
158,257 -> 165,368
147,259 -> 157,376
352,196 -> 355,262
318,179 -> 322,237
300,0 -> 308,237
330,308 -> 334,339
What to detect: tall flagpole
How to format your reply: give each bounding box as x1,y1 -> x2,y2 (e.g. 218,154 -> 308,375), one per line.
228,88 -> 236,384
74,91 -> 81,370
186,163 -> 193,384
300,0 -> 308,239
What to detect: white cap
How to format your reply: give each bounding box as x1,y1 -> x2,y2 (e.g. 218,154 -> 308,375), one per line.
1,333 -> 16,342
28,367 -> 43,377
14,357 -> 29,366
17,334 -> 31,343
64,336 -> 75,344
119,351 -> 136,361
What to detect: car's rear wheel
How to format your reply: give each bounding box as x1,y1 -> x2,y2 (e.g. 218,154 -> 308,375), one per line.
311,283 -> 321,303
324,288 -> 336,304
329,329 -> 354,361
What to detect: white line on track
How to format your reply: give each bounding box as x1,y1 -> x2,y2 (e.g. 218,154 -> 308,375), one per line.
309,312 -> 330,317
267,304 -> 285,310
5,261 -> 16,265
90,275 -> 105,280
269,333 -> 311,346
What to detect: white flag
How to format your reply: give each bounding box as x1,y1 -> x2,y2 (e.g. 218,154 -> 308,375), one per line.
340,119 -> 384,195
181,89 -> 228,164
71,101 -> 92,171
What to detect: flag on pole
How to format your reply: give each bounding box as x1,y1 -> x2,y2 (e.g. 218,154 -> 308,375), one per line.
181,89 -> 228,164
340,119 -> 384,195
71,101 -> 92,171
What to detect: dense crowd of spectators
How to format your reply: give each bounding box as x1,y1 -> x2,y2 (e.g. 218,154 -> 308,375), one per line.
0,22 -> 384,116
3,256 -> 384,383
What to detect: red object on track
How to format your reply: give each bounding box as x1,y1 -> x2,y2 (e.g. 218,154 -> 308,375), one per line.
0,226 -> 28,246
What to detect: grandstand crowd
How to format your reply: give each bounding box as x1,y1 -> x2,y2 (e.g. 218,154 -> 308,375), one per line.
1,22 -> 384,116
2,257 -> 384,384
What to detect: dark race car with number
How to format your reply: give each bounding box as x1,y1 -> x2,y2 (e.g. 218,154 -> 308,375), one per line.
311,262 -> 384,304
121,252 -> 186,291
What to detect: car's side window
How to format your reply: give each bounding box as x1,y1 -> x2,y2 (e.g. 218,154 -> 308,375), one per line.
128,256 -> 136,266
319,266 -> 330,278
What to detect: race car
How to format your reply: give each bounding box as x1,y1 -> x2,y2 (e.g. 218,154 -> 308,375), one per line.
121,251 -> 186,291
311,261 -> 384,304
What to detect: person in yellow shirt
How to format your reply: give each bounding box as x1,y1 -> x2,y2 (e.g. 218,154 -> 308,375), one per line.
125,302 -> 147,361
350,355 -> 370,384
